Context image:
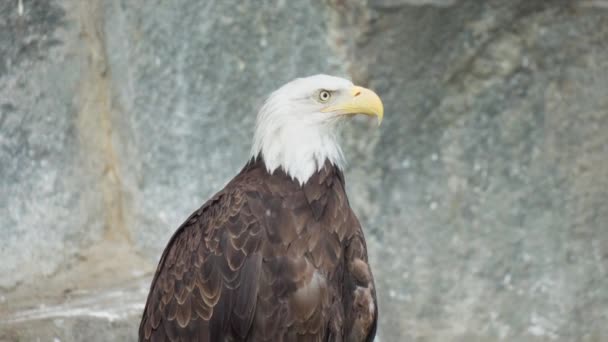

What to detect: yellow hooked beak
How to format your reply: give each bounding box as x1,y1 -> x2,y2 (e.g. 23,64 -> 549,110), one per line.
321,86 -> 384,125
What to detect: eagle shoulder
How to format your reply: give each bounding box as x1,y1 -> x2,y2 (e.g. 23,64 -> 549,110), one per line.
139,169 -> 266,341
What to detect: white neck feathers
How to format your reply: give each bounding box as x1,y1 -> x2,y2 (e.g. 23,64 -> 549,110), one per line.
250,95 -> 344,184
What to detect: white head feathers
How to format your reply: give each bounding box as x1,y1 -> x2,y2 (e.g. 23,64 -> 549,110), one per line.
251,75 -> 352,184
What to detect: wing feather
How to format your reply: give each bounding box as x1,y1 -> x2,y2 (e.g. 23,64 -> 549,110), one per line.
139,173 -> 265,341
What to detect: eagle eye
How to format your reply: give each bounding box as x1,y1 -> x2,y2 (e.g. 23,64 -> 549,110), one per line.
318,90 -> 332,103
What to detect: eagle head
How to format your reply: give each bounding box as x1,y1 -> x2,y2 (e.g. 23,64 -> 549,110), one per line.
251,74 -> 384,184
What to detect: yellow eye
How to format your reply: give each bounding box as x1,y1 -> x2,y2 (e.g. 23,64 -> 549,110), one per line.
318,90 -> 331,103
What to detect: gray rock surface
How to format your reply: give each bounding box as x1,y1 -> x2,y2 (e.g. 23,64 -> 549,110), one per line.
0,0 -> 107,289
1,0 -> 607,341
335,1 -> 608,340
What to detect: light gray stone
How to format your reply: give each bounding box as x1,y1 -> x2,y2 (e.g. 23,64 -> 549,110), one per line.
332,1 -> 608,340
370,0 -> 458,9
0,278 -> 147,342
0,0 -> 107,290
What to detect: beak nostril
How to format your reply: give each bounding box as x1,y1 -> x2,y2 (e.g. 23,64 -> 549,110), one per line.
354,91 -> 361,97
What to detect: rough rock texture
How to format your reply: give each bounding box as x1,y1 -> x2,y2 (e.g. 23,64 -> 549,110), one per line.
1,0 -> 607,341
330,1 -> 608,340
0,0 -> 108,289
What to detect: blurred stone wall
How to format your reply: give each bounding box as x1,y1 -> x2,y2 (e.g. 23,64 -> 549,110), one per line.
1,0 -> 607,341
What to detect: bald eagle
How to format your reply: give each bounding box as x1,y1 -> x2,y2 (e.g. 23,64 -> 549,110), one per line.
139,75 -> 383,341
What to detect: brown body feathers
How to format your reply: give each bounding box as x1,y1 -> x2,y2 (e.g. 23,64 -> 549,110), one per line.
139,157 -> 377,341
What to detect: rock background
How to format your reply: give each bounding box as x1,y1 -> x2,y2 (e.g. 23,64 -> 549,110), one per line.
1,0 -> 607,341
